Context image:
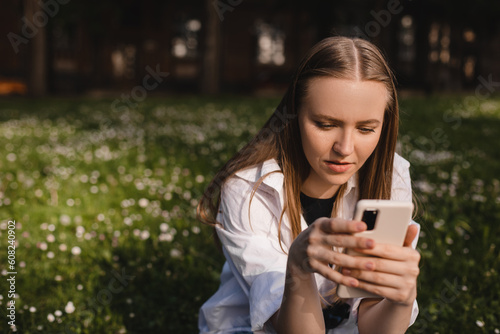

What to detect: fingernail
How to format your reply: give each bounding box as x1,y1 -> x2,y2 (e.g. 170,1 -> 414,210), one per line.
365,262 -> 374,270
343,268 -> 352,275
357,222 -> 366,231
350,279 -> 358,287
366,239 -> 374,248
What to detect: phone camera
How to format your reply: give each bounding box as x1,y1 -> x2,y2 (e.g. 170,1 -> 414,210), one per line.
362,209 -> 378,230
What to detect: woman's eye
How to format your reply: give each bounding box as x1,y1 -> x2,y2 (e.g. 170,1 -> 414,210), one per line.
314,122 -> 335,129
359,127 -> 375,134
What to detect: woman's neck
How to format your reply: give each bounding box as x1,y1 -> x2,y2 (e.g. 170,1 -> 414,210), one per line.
301,176 -> 340,199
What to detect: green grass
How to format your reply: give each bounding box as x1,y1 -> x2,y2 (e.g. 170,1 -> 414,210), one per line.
0,94 -> 498,333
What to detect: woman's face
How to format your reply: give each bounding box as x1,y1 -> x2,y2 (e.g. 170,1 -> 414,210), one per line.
298,77 -> 388,198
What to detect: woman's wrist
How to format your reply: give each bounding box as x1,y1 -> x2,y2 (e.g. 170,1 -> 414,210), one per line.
274,259 -> 324,334
285,256 -> 315,290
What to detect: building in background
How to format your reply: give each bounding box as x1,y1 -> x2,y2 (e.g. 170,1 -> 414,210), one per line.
0,0 -> 499,96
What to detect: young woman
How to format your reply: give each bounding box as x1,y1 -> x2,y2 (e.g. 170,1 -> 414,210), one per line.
197,36 -> 421,334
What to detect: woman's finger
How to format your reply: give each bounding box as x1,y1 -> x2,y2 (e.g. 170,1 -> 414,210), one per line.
307,246 -> 378,271
353,243 -> 421,263
403,224 -> 419,247
310,259 -> 360,288
355,280 -> 416,305
317,217 -> 367,235
342,268 -> 413,289
321,233 -> 374,250
348,256 -> 420,277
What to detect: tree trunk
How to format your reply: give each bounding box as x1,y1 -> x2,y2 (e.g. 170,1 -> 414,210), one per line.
202,0 -> 221,94
25,0 -> 47,96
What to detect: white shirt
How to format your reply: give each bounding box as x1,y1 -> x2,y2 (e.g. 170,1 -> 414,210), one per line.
199,153 -> 419,333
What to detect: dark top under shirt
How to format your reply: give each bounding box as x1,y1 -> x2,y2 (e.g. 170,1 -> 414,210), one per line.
299,192 -> 350,330
300,192 -> 337,225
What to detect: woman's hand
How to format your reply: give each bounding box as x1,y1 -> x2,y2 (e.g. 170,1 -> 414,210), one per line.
341,225 -> 420,306
287,217 -> 377,288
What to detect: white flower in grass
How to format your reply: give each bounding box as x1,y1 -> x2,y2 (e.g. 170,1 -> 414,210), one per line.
60,214 -> 71,225
170,248 -> 182,258
71,246 -> 81,255
160,223 -> 169,232
159,233 -> 173,242
138,198 -> 149,208
140,230 -> 150,240
47,251 -> 54,259
47,313 -> 55,322
29,306 -> 36,312
6,153 -> 16,162
76,226 -> 85,237
65,301 -> 75,314
59,244 -> 67,251
54,310 -> 62,317
476,320 -> 485,327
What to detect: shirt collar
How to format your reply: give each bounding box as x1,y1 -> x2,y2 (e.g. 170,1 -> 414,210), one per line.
345,171 -> 358,196
235,159 -> 358,195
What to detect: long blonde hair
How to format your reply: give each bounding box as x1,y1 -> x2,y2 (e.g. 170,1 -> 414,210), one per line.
197,36 -> 399,245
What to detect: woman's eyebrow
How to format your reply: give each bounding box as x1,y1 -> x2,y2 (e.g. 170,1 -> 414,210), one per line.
356,119 -> 382,126
312,114 -> 343,123
312,114 -> 381,126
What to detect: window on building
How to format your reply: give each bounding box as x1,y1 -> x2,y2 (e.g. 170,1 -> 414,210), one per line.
171,19 -> 202,59
111,44 -> 137,79
463,28 -> 476,80
255,20 -> 285,66
428,23 -> 450,64
397,15 -> 416,76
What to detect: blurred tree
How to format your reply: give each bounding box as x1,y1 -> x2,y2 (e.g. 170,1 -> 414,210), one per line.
24,0 -> 47,96
202,0 -> 221,94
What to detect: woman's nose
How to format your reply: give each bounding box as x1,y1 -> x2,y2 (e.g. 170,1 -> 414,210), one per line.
332,131 -> 354,157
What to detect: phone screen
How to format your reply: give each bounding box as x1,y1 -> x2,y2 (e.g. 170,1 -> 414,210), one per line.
361,209 -> 378,230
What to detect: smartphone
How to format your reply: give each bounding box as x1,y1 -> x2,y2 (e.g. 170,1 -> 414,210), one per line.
337,200 -> 414,299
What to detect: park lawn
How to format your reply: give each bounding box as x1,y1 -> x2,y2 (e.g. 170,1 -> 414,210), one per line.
0,94 -> 498,333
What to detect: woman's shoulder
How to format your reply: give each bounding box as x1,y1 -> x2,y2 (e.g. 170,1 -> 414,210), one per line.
227,159 -> 284,191
219,159 -> 285,231
394,152 -> 410,171
220,159 -> 284,207
233,159 -> 282,182
391,153 -> 412,201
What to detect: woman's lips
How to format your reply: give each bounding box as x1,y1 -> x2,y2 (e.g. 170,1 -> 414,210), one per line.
325,160 -> 353,173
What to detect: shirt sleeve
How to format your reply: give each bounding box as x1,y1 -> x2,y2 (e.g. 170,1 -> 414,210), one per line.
391,153 -> 412,202
215,176 -> 288,332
